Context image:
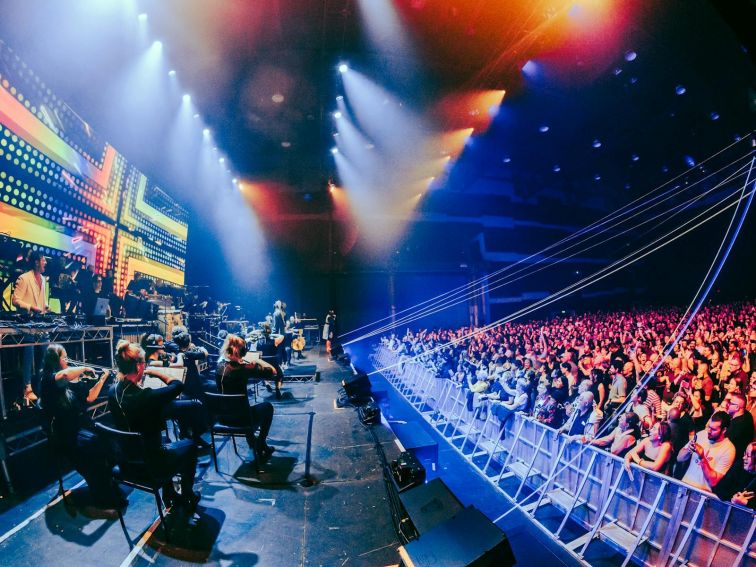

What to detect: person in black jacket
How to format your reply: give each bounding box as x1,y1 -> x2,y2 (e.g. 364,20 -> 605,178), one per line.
40,344 -> 123,509
216,334 -> 278,457
108,340 -> 199,511
256,324 -> 284,399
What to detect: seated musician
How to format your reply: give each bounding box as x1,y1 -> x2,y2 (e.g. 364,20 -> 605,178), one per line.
257,323 -> 285,399
81,274 -> 110,320
142,333 -> 208,446
108,340 -> 200,511
40,344 -> 124,509
216,334 -> 278,458
165,326 -> 210,400
286,315 -> 305,360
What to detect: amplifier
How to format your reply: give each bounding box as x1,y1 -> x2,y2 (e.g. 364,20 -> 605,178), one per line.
358,401 -> 381,425
391,451 -> 426,492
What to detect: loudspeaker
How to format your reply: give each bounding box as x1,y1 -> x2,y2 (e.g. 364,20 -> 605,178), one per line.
398,506 -> 515,567
342,372 -> 371,398
390,451 -> 426,492
399,478 -> 464,536
358,402 -> 381,425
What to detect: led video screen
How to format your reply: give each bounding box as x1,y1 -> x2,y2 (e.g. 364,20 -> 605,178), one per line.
0,40 -> 188,300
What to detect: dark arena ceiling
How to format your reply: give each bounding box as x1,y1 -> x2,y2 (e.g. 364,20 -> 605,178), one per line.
0,0 -> 754,307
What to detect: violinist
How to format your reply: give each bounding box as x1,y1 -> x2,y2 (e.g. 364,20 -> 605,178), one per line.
108,340 -> 200,511
141,333 -> 208,448
216,334 -> 278,458
40,344 -> 124,509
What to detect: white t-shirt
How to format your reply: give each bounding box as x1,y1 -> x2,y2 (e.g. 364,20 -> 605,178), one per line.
681,430 -> 736,492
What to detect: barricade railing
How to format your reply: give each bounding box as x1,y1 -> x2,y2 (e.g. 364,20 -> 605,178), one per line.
371,346 -> 756,567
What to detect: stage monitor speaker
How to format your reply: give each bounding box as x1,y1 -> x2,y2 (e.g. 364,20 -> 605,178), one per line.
342,372 -> 371,398
399,478 -> 464,536
390,451 -> 426,492
398,506 -> 515,567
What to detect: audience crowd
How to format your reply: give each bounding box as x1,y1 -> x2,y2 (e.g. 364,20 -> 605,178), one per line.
382,301 -> 756,509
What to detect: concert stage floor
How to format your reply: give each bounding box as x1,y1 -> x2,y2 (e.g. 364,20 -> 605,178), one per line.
0,351 -> 403,567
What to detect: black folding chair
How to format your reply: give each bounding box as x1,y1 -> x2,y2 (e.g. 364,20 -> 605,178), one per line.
43,419 -> 70,504
94,423 -> 174,542
203,392 -> 259,474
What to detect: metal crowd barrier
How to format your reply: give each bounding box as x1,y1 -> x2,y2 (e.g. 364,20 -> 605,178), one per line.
372,346 -> 756,567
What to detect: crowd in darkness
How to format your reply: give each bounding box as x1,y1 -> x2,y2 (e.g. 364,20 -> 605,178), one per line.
382,302 -> 756,509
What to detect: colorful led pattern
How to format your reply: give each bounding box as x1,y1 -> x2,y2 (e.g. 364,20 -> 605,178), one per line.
0,40 -> 188,295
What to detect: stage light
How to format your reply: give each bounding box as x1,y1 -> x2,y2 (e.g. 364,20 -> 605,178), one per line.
553,165 -> 561,172
203,128 -> 210,136
152,40 -> 163,50
539,125 -> 550,133
336,95 -> 344,101
631,153 -> 639,162
271,93 -> 284,103
624,50 -> 637,62
684,155 -> 696,167
138,13 -> 148,22
503,156 -> 511,163
594,174 -> 601,181
331,147 -> 339,155
333,111 -> 342,119
193,113 -> 200,119
675,85 -> 687,95
182,94 -> 191,103
521,60 -> 537,75
613,68 -> 622,76
281,141 -> 291,148
219,157 -> 225,164
338,63 -> 349,74
710,111 -> 720,121
592,139 -> 602,148
169,70 -> 176,77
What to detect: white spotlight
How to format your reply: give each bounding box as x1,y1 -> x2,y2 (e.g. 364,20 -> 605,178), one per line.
169,70 -> 176,77
182,94 -> 191,103
138,13 -> 148,22
152,40 -> 163,50
338,63 -> 348,74
331,147 -> 339,155
219,157 -> 225,164
333,111 -> 342,119
203,128 -> 210,137
193,113 -> 200,119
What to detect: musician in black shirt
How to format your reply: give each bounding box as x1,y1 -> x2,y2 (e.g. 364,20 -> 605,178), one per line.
257,324 -> 284,399
216,334 -> 278,457
40,344 -> 123,508
108,340 -> 200,511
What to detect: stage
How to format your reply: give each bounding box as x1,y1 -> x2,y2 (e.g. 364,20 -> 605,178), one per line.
0,351 -> 403,567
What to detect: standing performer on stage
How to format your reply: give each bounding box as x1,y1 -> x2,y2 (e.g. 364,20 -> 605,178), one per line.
273,300 -> 287,335
323,309 -> 337,356
11,250 -> 48,404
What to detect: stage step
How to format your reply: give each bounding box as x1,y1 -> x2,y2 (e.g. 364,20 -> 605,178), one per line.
565,532 -> 593,552
507,460 -> 539,479
546,487 -> 587,512
600,521 -> 645,552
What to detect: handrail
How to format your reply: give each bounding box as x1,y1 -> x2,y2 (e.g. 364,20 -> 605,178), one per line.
373,346 -> 756,567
